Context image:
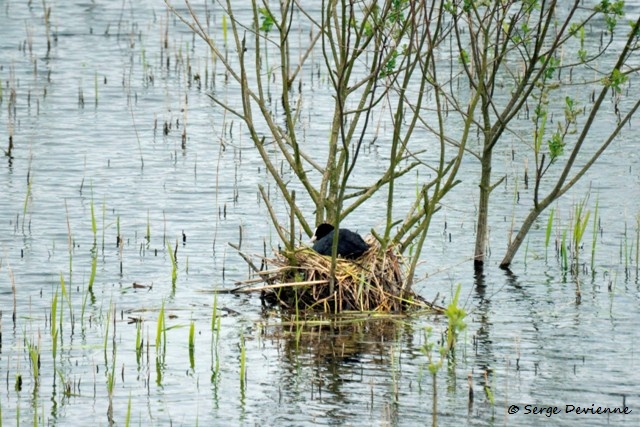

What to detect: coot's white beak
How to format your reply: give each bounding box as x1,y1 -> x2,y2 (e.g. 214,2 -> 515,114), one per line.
310,235 -> 317,243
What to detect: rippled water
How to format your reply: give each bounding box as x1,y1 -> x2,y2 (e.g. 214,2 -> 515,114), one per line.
1,1 -> 640,426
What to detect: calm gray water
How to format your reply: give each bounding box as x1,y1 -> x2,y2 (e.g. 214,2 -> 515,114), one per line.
1,1 -> 639,426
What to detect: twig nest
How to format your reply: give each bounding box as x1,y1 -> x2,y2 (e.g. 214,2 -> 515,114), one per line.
258,236 -> 420,312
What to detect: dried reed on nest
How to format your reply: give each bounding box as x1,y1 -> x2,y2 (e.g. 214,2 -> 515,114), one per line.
244,236 -> 424,313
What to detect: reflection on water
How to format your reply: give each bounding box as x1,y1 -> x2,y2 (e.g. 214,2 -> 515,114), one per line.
0,1 -> 639,426
258,312 -> 471,426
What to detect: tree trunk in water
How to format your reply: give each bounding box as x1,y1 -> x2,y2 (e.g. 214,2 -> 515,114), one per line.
474,155 -> 492,271
500,209 -> 540,269
500,203 -> 551,268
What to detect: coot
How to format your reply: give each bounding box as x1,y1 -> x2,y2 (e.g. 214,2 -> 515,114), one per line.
311,223 -> 369,259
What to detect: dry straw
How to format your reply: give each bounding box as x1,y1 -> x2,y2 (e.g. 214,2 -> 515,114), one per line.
237,237 -> 437,313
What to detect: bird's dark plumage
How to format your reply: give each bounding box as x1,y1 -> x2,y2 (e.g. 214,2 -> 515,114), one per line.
311,223 -> 369,259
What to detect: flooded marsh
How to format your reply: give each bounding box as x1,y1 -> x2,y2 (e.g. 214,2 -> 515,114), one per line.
1,1 -> 640,426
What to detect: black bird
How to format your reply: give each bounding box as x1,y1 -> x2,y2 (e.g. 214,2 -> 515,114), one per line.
311,223 -> 369,259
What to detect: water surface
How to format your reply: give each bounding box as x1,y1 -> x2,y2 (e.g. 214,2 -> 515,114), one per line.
1,1 -> 639,426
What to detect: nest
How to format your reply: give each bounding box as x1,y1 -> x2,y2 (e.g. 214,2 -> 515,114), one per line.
242,236 -> 425,313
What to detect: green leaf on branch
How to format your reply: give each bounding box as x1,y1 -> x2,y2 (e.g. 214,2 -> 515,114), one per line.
595,0 -> 625,15
542,55 -> 561,80
258,7 -> 274,33
459,49 -> 469,66
443,1 -> 456,14
380,49 -> 400,77
389,0 -> 407,24
578,48 -> 588,62
603,68 -> 627,93
547,131 -> 564,160
568,23 -> 580,36
595,0 -> 624,32
564,96 -> 582,126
